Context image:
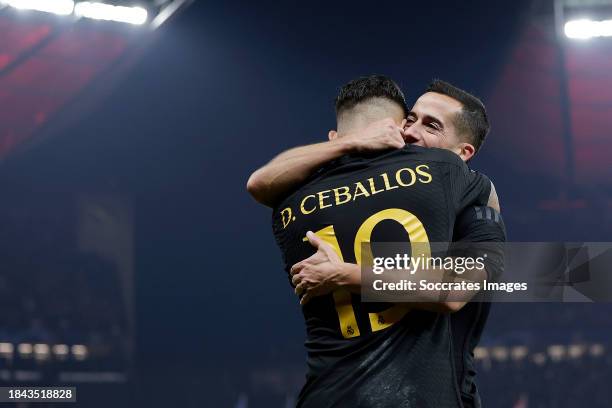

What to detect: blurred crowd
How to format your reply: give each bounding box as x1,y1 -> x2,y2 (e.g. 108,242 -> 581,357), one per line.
478,355 -> 612,407
0,196 -> 129,376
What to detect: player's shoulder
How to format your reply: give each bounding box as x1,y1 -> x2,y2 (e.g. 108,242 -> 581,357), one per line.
394,146 -> 493,185
465,166 -> 499,211
469,167 -> 492,185
392,145 -> 468,169
408,145 -> 494,185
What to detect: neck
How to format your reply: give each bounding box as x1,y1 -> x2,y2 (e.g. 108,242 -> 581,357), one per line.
337,115 -> 382,136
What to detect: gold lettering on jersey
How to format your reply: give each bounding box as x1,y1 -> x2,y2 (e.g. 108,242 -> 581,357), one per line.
416,164 -> 432,183
284,164 -> 435,220
381,172 -> 399,190
368,177 -> 384,195
396,168 -> 416,187
318,190 -> 333,209
280,207 -> 293,228
334,186 -> 351,205
353,182 -> 370,200
300,195 -> 317,214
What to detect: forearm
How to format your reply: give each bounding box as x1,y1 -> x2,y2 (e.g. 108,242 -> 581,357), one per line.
336,261 -> 486,313
247,138 -> 355,207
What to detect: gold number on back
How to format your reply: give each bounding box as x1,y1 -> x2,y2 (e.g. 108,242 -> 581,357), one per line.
309,225 -> 360,338
310,208 -> 430,338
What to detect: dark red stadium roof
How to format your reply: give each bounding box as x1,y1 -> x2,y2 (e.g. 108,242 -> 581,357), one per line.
488,22 -> 612,185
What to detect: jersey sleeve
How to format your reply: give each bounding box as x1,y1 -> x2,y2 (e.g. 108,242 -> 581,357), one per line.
451,205 -> 506,282
449,164 -> 492,214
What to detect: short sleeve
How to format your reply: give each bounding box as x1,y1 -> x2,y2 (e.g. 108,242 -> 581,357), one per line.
449,165 -> 491,214
451,205 -> 506,282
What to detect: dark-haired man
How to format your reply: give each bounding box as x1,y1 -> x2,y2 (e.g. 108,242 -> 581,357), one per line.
404,79 -> 489,161
248,76 -> 505,407
247,79 -> 494,206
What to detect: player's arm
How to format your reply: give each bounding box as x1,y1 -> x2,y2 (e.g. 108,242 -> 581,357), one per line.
488,181 -> 500,212
437,199 -> 506,310
432,181 -> 503,311
290,245 -> 485,311
246,118 -> 406,207
311,251 -> 490,313
247,139 -> 354,207
291,184 -> 505,312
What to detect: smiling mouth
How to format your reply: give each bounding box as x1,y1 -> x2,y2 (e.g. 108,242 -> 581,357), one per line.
405,139 -> 426,147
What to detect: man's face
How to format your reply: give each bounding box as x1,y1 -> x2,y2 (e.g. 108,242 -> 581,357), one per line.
403,92 -> 470,159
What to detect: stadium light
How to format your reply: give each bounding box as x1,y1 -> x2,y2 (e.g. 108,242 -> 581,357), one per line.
491,346 -> 509,362
0,343 -> 14,357
589,343 -> 605,357
547,344 -> 566,361
52,344 -> 69,360
71,344 -> 88,360
474,346 -> 489,360
557,0 -> 612,39
3,0 -> 74,15
565,18 -> 612,38
33,344 -> 51,361
74,2 -> 148,25
510,346 -> 529,361
568,344 -> 587,359
17,343 -> 33,357
2,0 -> 191,28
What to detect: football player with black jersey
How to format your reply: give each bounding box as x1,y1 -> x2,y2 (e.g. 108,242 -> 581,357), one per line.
248,76 -> 505,407
450,205 -> 505,408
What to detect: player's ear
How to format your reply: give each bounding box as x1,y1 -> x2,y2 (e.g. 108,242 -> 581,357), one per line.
328,130 -> 338,141
457,142 -> 475,162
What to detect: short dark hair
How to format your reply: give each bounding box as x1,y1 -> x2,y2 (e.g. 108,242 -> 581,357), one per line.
426,79 -> 490,153
335,75 -> 408,117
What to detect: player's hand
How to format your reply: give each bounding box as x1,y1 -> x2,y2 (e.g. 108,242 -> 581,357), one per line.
344,118 -> 407,153
290,231 -> 345,305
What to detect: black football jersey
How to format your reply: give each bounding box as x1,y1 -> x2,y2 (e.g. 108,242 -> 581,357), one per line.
451,206 -> 506,408
272,145 -> 491,408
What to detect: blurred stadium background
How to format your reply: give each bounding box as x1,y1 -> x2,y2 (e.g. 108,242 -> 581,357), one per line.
0,0 -> 610,407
